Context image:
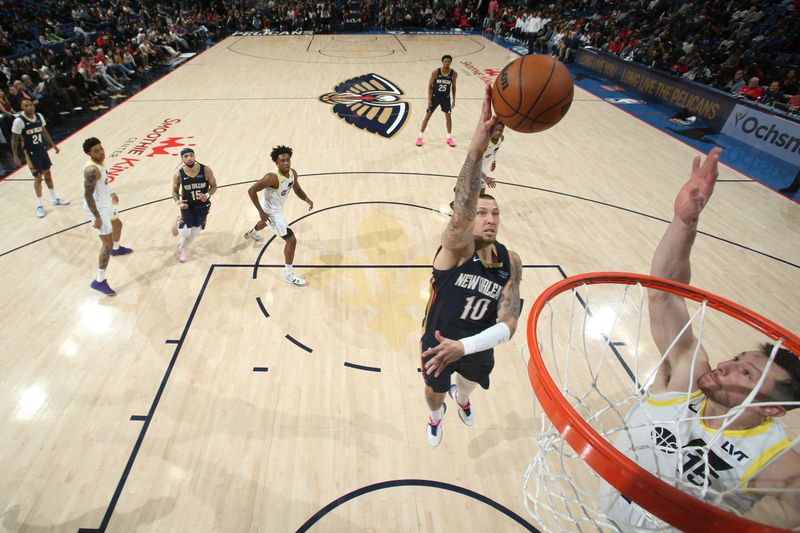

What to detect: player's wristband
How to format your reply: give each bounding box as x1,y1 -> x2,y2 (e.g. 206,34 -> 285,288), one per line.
459,322 -> 510,355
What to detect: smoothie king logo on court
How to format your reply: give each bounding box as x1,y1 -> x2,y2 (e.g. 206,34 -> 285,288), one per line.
107,118 -> 195,181
319,73 -> 409,138
460,61 -> 501,84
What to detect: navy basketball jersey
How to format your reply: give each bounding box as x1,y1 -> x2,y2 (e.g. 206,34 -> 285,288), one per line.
179,164 -> 209,206
421,242 -> 512,354
16,113 -> 47,154
433,68 -> 453,98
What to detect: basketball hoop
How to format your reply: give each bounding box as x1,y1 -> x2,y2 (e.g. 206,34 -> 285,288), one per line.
524,272 -> 800,533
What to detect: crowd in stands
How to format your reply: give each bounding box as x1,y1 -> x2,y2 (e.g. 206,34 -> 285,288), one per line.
1,0 -> 798,152
0,0 -> 217,148
492,0 -> 799,115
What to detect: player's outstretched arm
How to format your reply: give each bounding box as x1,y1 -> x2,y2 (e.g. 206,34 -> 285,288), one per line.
649,148 -> 720,389
438,84 -> 497,262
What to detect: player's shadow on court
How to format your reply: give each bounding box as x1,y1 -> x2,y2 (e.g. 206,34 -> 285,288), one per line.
466,411 -> 533,460
2,498 -> 175,533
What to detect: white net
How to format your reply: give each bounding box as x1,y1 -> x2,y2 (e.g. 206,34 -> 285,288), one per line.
522,277 -> 800,532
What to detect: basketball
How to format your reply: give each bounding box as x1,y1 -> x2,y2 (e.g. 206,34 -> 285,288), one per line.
492,55 -> 574,133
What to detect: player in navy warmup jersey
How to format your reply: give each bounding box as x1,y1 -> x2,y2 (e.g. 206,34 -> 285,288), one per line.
420,84 -> 523,447
11,98 -> 69,218
170,147 -> 218,262
416,54 -> 458,148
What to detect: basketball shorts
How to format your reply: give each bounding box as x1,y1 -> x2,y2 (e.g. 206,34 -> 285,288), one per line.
259,202 -> 289,238
181,203 -> 210,229
427,96 -> 452,114
25,150 -> 52,177
421,348 -> 495,393
84,204 -> 118,235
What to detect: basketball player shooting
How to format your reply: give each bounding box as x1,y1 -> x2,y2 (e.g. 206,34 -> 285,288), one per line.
420,84 -> 523,448
601,147 -> 800,529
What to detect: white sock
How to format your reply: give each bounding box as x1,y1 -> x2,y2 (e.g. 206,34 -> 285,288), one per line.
429,405 -> 444,423
96,269 -> 106,282
178,225 -> 191,246
113,241 -> 120,250
48,188 -> 57,202
184,226 -> 200,246
418,131 -> 423,138
36,197 -> 43,207
447,134 -> 453,140
455,374 -> 479,406
284,264 -> 293,275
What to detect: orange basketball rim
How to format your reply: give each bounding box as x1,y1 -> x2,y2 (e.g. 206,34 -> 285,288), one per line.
526,272 -> 800,533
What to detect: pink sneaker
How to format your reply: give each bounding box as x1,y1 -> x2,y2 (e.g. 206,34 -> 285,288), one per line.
171,216 -> 180,237
446,138 -> 456,147
415,136 -> 423,147
176,245 -> 187,262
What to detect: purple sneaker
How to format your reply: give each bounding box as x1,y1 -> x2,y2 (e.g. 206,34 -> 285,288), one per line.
90,279 -> 116,296
110,245 -> 134,256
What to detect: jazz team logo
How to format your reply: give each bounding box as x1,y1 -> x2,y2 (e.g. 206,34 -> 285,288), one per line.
319,74 -> 409,138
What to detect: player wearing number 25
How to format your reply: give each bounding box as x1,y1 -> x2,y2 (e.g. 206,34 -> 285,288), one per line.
420,84 -> 523,448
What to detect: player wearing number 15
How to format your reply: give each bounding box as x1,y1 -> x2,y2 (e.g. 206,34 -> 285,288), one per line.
171,147 -> 217,263
420,84 -> 523,448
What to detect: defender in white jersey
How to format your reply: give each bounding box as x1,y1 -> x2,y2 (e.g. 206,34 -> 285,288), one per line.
601,147 -> 800,530
245,145 -> 314,286
82,137 -> 133,296
480,121 -> 504,192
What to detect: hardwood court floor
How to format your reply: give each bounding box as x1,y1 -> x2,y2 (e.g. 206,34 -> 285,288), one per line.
0,35 -> 798,532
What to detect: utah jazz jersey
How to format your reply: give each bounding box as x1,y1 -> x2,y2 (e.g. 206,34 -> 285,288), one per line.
433,68 -> 453,99
600,389 -> 791,528
179,164 -> 209,206
421,242 -> 512,355
261,168 -> 296,213
83,159 -> 112,208
481,136 -> 503,175
12,112 -> 47,154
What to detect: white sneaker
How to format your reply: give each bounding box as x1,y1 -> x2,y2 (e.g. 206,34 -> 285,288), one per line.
52,198 -> 70,206
448,384 -> 474,426
427,404 -> 446,447
36,206 -> 45,218
244,229 -> 263,241
283,271 -> 306,286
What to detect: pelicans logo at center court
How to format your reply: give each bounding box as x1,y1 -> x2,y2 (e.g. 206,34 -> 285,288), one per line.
319,74 -> 409,138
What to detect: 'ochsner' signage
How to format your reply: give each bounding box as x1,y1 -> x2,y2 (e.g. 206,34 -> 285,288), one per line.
722,105 -> 800,164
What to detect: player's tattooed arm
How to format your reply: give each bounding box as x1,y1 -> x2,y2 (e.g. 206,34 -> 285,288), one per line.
496,250 -> 523,336
441,154 -> 483,251
84,166 -> 101,218
441,83 -> 496,253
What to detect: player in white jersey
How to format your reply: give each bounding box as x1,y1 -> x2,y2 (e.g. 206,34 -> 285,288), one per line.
600,147 -> 800,530
480,121 -> 504,192
82,137 -> 133,296
245,145 -> 314,286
